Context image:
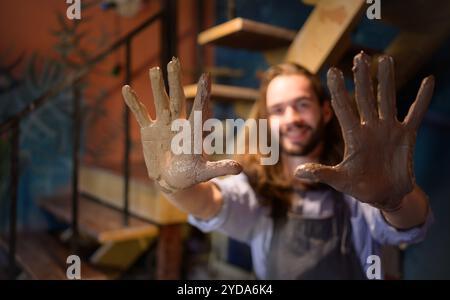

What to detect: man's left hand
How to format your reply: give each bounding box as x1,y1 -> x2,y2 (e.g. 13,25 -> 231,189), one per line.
295,52 -> 434,212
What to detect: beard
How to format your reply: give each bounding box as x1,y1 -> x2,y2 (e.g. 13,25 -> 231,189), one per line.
280,117 -> 326,157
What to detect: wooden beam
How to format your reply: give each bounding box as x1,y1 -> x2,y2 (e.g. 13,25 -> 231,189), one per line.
91,238 -> 153,271
198,17 -> 297,51
156,224 -> 183,279
285,0 -> 365,74
184,83 -> 259,102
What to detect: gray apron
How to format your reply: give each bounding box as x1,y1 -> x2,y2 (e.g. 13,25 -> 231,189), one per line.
267,189 -> 366,280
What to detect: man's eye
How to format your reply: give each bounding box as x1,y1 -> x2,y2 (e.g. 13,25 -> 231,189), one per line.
295,102 -> 309,110
271,107 -> 284,115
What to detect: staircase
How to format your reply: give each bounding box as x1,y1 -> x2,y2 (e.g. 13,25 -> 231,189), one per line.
0,233 -> 108,280
0,1 -> 182,280
39,194 -> 159,244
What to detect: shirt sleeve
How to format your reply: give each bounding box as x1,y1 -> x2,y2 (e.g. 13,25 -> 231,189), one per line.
350,196 -> 434,245
188,172 -> 264,244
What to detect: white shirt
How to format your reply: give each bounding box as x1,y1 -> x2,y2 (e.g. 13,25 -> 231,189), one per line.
189,172 -> 433,279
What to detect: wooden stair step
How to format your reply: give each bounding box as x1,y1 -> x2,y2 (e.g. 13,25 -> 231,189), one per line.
198,17 -> 296,51
285,0 -> 366,74
39,194 -> 159,243
184,83 -> 259,102
0,232 -> 108,280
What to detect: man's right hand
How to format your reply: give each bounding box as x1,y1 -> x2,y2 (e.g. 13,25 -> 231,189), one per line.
122,57 -> 242,194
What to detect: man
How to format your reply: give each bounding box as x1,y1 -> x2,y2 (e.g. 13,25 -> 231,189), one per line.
122,52 -> 434,279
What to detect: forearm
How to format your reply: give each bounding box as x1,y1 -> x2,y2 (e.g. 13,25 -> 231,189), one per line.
162,181 -> 223,221
381,185 -> 430,230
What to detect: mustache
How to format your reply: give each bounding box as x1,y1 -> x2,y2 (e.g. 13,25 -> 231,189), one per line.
280,122 -> 313,134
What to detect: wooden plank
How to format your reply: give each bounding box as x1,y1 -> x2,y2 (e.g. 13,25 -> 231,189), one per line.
198,17 -> 296,51
285,0 -> 365,74
184,83 -> 259,102
91,238 -> 153,270
78,165 -> 187,225
39,194 -> 159,243
0,233 -> 109,280
156,224 -> 183,279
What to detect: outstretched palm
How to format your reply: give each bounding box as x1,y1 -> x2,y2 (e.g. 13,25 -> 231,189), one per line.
122,58 -> 241,194
295,53 -> 434,211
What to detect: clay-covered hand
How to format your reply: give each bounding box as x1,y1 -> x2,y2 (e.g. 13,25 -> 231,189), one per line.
122,57 -> 242,194
295,52 -> 435,211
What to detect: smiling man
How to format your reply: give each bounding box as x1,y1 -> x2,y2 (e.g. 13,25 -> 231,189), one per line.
122,52 -> 434,279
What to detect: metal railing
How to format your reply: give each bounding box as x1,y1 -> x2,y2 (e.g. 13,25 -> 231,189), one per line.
0,0 -> 177,278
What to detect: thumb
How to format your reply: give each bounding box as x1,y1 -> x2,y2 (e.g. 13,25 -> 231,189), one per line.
196,160 -> 242,183
294,163 -> 339,186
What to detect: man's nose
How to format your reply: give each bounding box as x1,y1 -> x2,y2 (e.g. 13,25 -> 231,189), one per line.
283,105 -> 303,123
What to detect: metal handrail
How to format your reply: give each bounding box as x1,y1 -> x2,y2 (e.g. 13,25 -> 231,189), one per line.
0,10 -> 163,134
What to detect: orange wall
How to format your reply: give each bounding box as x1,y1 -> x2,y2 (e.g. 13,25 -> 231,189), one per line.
0,0 -> 215,177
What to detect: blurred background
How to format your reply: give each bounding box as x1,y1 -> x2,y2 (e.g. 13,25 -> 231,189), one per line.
0,0 -> 449,280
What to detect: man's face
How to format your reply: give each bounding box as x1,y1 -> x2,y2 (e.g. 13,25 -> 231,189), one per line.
266,74 -> 332,156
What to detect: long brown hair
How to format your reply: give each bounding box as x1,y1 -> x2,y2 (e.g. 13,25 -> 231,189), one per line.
236,63 -> 344,219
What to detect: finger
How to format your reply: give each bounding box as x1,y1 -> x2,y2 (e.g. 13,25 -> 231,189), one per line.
196,159 -> 242,183
377,55 -> 397,123
188,73 -> 211,128
167,57 -> 186,120
122,85 -> 152,128
353,52 -> 378,124
403,75 -> 435,131
149,67 -> 170,124
294,163 -> 341,187
327,67 -> 359,132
